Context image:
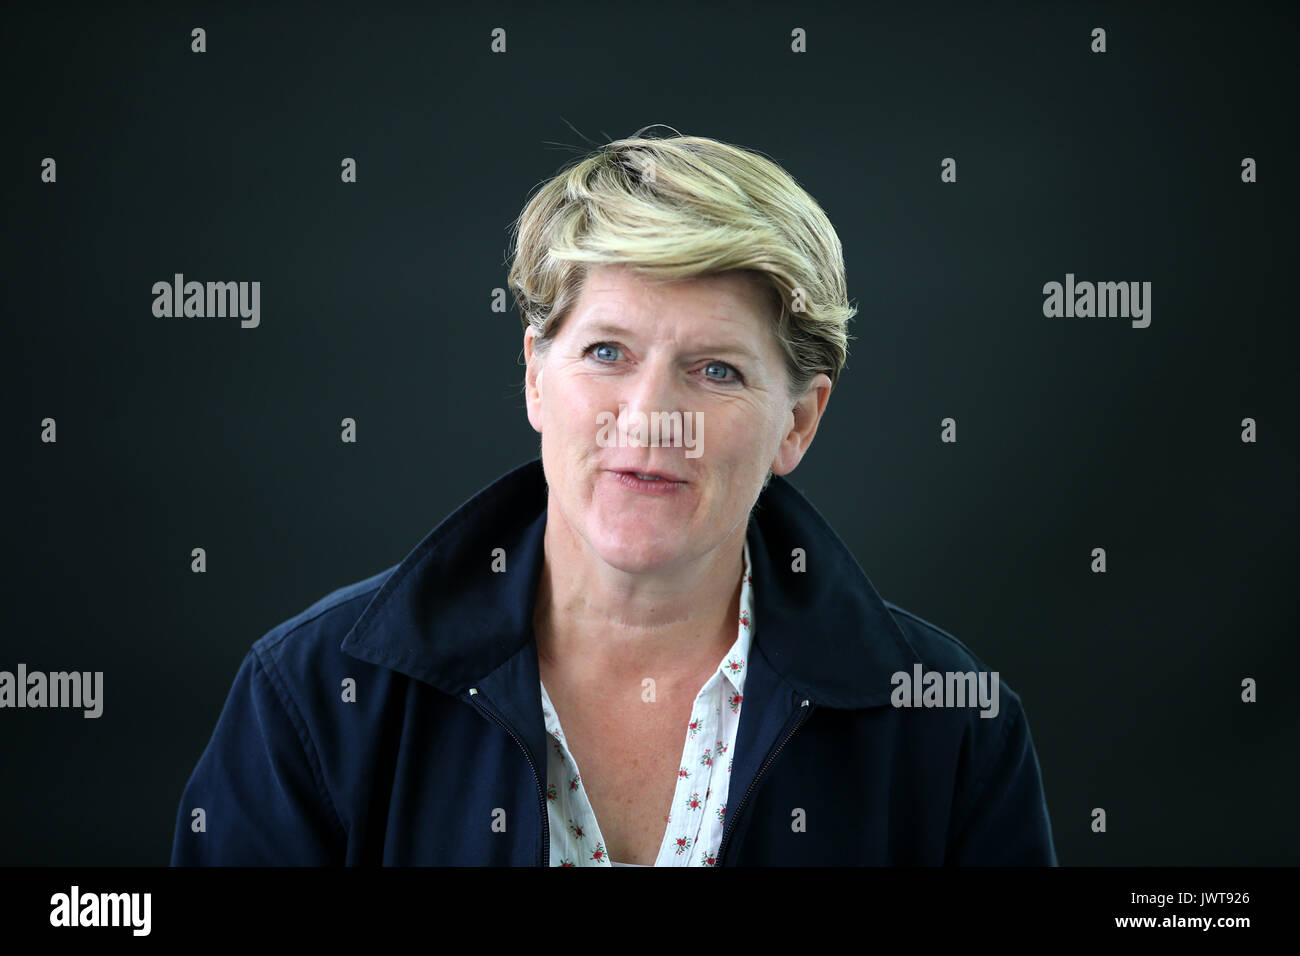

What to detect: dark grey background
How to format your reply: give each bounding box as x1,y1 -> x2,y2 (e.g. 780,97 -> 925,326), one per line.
4,0 -> 1296,865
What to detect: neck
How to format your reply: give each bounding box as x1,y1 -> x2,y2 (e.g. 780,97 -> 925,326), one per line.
533,495 -> 746,685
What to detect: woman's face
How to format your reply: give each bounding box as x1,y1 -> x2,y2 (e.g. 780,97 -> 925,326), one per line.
524,264 -> 830,574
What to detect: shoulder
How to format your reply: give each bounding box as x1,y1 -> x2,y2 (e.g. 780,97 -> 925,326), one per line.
877,604 -> 1057,863
224,563 -> 415,824
247,564 -> 398,701
879,599 -> 1027,722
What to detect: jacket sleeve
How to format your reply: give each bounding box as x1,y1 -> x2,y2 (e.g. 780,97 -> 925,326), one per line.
946,700 -> 1058,865
170,648 -> 346,865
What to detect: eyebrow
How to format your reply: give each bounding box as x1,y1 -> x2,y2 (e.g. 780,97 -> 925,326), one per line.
576,320 -> 762,363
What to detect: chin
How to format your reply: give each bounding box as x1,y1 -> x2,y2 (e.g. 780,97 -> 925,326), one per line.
586,524 -> 691,573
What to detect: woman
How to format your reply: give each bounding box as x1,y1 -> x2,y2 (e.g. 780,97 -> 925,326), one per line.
171,130 -> 1057,866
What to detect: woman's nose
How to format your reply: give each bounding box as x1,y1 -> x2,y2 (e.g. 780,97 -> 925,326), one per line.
618,361 -> 685,446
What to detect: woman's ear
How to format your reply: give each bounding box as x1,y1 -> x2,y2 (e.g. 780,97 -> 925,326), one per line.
524,327 -> 544,434
771,374 -> 832,476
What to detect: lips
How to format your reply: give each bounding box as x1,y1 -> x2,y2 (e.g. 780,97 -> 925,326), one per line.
609,467 -> 687,483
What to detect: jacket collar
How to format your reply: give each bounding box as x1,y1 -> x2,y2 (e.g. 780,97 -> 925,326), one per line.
340,458 -> 919,710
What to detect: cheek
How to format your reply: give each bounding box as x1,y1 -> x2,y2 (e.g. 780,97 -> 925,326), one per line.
728,408 -> 783,456
556,380 -> 608,434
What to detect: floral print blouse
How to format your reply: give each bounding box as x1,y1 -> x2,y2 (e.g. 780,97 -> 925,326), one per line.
540,540 -> 754,867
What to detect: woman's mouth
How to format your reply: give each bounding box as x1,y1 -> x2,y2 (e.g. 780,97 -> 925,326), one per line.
610,470 -> 686,494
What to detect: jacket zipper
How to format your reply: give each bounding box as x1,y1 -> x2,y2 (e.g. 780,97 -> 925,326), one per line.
716,698 -> 813,866
466,687 -> 550,867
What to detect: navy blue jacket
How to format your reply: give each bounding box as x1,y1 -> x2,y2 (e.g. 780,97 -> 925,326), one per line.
171,458 -> 1057,865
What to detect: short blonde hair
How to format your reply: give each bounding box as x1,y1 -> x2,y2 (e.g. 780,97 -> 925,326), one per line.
506,129 -> 854,397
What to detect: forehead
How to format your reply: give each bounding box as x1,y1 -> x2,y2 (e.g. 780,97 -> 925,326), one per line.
567,265 -> 777,337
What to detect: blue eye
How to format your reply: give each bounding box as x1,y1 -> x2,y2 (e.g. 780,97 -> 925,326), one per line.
582,342 -> 745,385
583,342 -> 621,362
703,361 -> 742,383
